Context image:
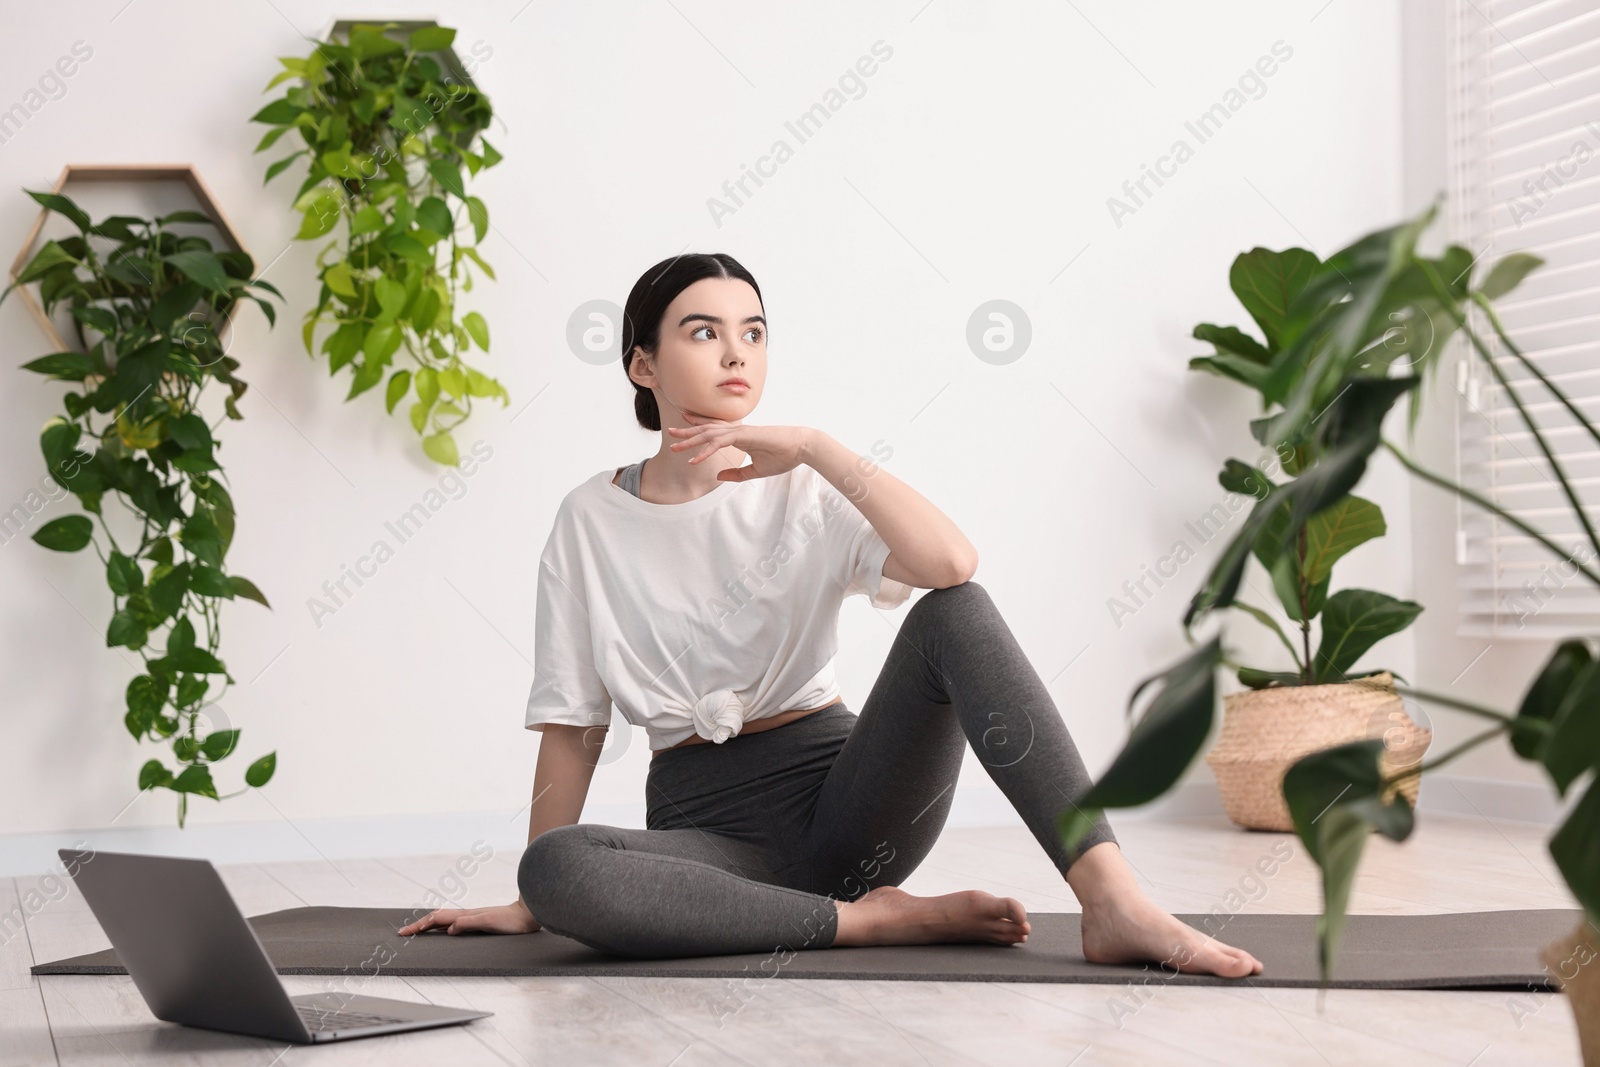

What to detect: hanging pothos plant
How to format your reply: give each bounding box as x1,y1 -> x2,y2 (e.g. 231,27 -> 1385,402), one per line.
1,189 -> 280,828
251,21 -> 508,466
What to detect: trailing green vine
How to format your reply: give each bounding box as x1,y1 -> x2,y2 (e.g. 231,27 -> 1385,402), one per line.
252,21 -> 508,466
2,189 -> 280,827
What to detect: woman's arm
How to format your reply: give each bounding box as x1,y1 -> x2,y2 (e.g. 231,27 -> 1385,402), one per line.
525,723 -> 605,848
516,724 -> 605,910
801,430 -> 978,590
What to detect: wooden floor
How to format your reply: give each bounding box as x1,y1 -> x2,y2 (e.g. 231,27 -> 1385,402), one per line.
2,811 -> 1584,1066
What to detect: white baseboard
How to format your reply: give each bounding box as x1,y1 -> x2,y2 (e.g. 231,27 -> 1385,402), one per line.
0,773 -> 1574,879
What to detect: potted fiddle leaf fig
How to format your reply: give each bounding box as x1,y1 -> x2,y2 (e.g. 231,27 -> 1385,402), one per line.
1059,196 -> 1600,1060
1188,247 -> 1430,830
252,20 -> 508,466
1,189 -> 280,827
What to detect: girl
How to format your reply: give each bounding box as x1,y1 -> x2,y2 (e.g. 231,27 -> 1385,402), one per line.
401,254 -> 1263,978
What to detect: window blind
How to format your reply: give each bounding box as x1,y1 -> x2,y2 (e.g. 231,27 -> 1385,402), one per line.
1447,0 -> 1600,638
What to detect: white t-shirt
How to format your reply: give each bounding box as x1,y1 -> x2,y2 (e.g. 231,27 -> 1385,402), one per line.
525,462 -> 914,751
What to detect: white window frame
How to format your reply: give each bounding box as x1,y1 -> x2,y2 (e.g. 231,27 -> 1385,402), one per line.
1447,0 -> 1600,638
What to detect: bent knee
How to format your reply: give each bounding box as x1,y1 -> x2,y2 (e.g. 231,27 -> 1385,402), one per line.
910,579 -> 992,619
518,823 -> 602,922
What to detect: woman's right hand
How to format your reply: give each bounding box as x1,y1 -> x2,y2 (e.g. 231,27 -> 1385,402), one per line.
397,898 -> 542,936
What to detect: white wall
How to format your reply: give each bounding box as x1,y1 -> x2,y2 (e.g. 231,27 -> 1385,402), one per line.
0,1 -> 1414,872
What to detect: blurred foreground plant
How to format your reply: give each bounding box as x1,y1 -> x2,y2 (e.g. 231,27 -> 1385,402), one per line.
1060,194 -> 1597,984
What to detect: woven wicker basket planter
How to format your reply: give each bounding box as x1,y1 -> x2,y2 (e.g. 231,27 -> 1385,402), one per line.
1542,919 -> 1600,1067
1205,672 -> 1432,832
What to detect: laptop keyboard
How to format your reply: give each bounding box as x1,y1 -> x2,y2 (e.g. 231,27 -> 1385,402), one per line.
296,1004 -> 408,1031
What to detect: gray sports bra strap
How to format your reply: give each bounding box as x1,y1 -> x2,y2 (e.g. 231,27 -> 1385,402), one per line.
617,458 -> 647,498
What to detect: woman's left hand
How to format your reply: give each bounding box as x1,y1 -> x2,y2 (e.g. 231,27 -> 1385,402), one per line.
666,414 -> 816,482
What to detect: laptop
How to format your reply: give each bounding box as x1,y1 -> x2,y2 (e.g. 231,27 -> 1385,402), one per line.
58,848 -> 493,1044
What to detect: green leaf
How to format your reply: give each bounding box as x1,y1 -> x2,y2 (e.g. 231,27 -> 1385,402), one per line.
1188,353 -> 1270,391
1313,589 -> 1424,682
1271,552 -> 1328,624
125,675 -> 165,738
386,369 -> 413,414
33,515 -> 93,552
148,562 -> 191,620
229,575 -> 271,608
250,98 -> 302,124
181,506 -> 223,568
347,359 -> 385,400
163,251 -> 230,293
408,288 -> 439,335
22,351 -> 94,381
1542,657 -> 1600,796
374,276 -> 407,322
1302,496 -> 1385,585
167,614 -> 196,655
416,196 -> 453,237
1513,640 -> 1591,760
1283,740 -> 1415,983
16,239 -> 80,284
189,564 -> 234,598
106,609 -> 147,650
164,647 -> 226,674
1549,780 -> 1600,927
139,759 -> 174,790
460,245 -> 495,281
427,158 -> 466,198
159,209 -> 214,226
26,190 -> 93,232
464,196 -> 489,243
422,430 -> 460,466
415,365 -> 440,406
1186,378 -> 1418,629
245,751 -> 277,787
150,281 -> 203,334
480,138 -> 503,168
201,729 -> 240,761
409,399 -> 431,434
1193,322 -> 1271,364
408,25 -> 456,50
1230,247 -> 1321,351
255,122 -> 294,151
172,764 -> 219,799
364,321 -> 402,363
324,321 -> 366,371
439,367 -> 465,397
265,151 -> 305,184
462,311 -> 489,352
1218,459 -> 1273,498
1057,636 -> 1222,852
1236,667 -> 1304,689
465,368 -> 500,398
168,412 -> 213,452
351,204 -> 386,236
324,261 -> 358,298
1476,252 -> 1544,301
107,552 -> 143,596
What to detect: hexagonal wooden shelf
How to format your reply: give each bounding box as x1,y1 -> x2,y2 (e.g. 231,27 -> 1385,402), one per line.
7,163 -> 255,351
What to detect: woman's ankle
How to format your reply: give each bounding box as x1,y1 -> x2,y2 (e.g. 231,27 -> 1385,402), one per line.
1063,840 -> 1138,910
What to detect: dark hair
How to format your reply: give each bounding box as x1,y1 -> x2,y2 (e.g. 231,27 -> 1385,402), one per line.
621,253 -> 763,431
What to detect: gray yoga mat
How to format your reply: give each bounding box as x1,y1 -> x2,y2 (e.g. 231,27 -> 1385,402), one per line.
33,906 -> 1581,989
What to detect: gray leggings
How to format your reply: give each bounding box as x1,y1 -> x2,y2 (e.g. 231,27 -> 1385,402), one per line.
517,581 -> 1118,959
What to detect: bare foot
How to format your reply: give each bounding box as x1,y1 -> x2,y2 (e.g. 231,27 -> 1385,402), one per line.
1067,842 -> 1263,978
1080,893 -> 1262,977
832,885 -> 1031,948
